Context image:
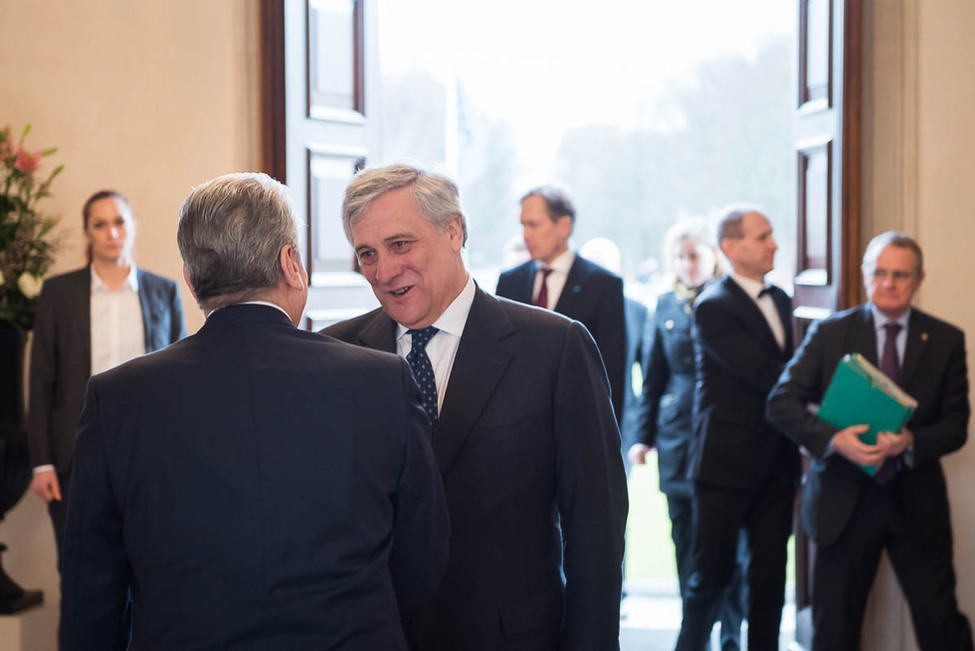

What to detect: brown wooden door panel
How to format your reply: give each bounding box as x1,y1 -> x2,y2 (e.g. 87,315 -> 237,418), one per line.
791,0 -> 861,647
262,0 -> 380,329
793,0 -> 861,648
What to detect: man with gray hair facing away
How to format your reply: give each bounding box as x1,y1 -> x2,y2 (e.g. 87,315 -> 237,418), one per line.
324,163 -> 627,650
59,172 -> 449,650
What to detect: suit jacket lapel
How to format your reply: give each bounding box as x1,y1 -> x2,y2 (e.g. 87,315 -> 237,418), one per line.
73,268 -> 93,374
356,310 -> 397,354
723,277 -> 781,354
512,263 -> 536,304
772,288 -> 794,352
435,290 -> 514,474
553,255 -> 591,314
901,309 -> 929,388
851,305 -> 878,365
137,270 -> 160,351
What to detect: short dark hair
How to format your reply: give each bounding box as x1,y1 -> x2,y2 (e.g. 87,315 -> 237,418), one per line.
521,185 -> 576,225
862,231 -> 924,276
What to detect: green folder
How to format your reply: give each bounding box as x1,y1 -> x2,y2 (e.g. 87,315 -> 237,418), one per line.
816,353 -> 918,476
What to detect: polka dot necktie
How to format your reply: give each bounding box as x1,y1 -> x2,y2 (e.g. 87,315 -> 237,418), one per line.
406,326 -> 439,421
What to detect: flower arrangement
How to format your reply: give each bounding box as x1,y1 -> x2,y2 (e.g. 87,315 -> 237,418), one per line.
0,124 -> 62,336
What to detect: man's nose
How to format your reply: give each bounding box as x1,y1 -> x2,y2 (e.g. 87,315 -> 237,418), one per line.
373,254 -> 399,284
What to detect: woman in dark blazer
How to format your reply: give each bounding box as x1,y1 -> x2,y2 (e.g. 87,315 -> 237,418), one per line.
628,217 -> 748,650
28,190 -> 185,567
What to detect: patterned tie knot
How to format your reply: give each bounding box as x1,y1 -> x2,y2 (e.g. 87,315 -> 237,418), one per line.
884,322 -> 902,338
407,326 -> 439,351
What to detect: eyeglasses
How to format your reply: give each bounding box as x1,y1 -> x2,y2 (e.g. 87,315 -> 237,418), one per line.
870,269 -> 916,282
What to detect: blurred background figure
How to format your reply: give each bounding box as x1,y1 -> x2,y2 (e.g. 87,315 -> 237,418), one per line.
579,236 -> 650,470
627,217 -> 748,651
497,185 -> 627,423
28,190 -> 185,571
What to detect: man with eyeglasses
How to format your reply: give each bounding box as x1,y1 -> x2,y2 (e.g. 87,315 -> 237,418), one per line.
768,231 -> 973,650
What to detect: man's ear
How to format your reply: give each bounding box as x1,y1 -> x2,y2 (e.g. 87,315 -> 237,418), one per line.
280,245 -> 305,290
719,238 -> 736,262
445,216 -> 465,251
556,215 -> 573,238
182,266 -> 198,301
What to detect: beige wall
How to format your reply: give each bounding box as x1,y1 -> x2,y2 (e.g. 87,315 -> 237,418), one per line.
0,2 -> 259,646
0,0 -> 261,334
917,0 -> 975,644
861,0 -> 975,648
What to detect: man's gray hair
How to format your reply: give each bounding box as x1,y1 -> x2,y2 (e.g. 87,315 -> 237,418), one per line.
177,172 -> 301,311
715,203 -> 767,242
342,163 -> 468,245
861,231 -> 924,276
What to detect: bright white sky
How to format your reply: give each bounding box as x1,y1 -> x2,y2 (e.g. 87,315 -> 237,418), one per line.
379,0 -> 795,178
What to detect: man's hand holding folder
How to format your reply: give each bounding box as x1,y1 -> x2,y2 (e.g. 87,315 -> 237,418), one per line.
829,423 -> 914,470
816,353 -> 918,476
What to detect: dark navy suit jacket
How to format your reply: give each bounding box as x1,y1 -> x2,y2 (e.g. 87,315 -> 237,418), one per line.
638,291 -> 697,496
60,305 -> 450,650
496,255 -> 627,424
324,288 -> 627,650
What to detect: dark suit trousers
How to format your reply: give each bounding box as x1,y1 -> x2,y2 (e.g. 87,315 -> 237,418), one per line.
811,477 -> 973,651
676,477 -> 793,651
668,495 -> 747,651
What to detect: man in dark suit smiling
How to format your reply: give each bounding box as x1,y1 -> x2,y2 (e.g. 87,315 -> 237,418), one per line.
768,232 -> 973,650
675,205 -> 799,651
59,173 -> 449,650
496,185 -> 626,423
324,164 -> 627,650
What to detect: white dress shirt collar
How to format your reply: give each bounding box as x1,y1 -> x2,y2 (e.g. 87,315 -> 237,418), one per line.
396,274 -> 475,341
729,272 -> 786,350
869,303 -> 912,331
206,300 -> 292,321
729,272 -> 767,300
91,264 -> 139,293
394,276 -> 475,412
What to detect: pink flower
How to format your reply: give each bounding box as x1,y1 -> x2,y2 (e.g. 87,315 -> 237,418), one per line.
14,146 -> 43,173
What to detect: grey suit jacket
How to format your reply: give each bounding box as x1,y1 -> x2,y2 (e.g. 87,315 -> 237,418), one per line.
28,266 -> 185,473
767,304 -> 969,545
323,288 -> 627,650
